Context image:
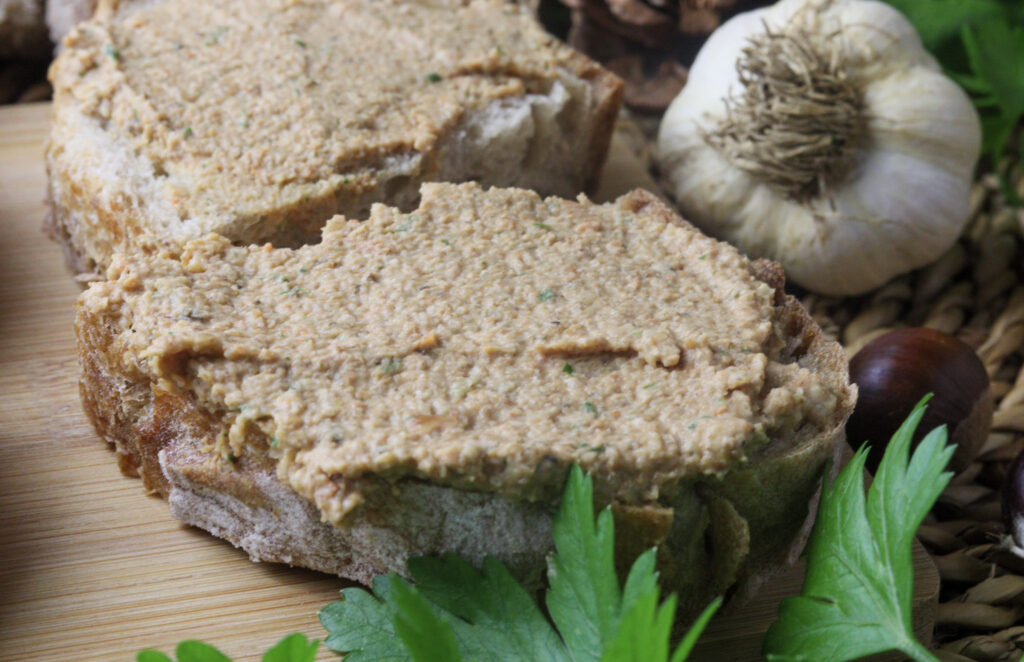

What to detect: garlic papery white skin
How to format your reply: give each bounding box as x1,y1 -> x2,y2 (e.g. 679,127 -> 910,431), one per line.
656,0 -> 981,296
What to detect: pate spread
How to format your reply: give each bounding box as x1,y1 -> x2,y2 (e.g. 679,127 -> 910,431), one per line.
52,0 -> 595,233
89,183 -> 842,524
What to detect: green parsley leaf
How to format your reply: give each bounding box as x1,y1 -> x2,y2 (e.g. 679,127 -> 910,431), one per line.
538,287 -> 556,302
763,397 -> 955,662
260,634 -> 319,662
406,554 -> 570,660
546,465 -> 620,658
562,362 -> 574,375
320,465 -> 721,661
600,570 -> 721,662
176,641 -> 231,662
135,634 -> 319,661
425,72 -> 443,83
599,549 -> 663,661
137,652 -> 173,662
391,577 -> 463,661
961,19 -> 1024,161
963,19 -> 1024,113
672,597 -> 722,662
882,0 -> 1003,52
319,577 -> 407,660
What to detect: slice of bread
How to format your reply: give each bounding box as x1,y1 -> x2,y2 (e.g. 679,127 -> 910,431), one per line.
77,182 -> 855,617
45,0 -> 622,276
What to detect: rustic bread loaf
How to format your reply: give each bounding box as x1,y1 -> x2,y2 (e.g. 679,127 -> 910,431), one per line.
77,182 -> 855,616
45,0 -> 622,276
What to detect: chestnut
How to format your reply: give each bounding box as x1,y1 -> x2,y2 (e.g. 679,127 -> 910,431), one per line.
846,327 -> 992,472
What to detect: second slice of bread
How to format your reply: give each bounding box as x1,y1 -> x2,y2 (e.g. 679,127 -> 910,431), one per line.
46,0 -> 622,276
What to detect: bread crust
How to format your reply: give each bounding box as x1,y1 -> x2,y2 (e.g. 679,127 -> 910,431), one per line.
75,191 -> 854,618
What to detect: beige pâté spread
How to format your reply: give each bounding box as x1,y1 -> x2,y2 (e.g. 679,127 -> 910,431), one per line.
51,0 -> 599,233
86,184 -> 842,524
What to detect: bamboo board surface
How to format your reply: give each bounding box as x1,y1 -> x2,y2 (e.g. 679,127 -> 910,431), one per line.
0,102 -> 938,662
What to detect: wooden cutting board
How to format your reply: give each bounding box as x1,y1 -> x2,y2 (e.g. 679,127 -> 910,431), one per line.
0,102 -> 938,662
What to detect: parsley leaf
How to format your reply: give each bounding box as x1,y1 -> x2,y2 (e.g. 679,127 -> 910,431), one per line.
261,634 -> 320,662
391,577 -> 463,661
599,551 -> 673,662
320,465 -> 721,661
763,397 -> 955,662
961,18 -> 1024,181
881,0 -> 1004,52
962,20 -> 1024,116
319,576 -> 406,661
545,466 -> 622,659
135,635 -> 318,662
406,555 -> 569,660
137,653 -> 173,662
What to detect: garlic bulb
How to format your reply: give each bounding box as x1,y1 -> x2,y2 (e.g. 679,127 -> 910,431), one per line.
656,0 -> 981,296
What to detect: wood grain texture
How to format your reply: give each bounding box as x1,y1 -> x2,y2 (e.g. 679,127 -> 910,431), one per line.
0,102 -> 938,662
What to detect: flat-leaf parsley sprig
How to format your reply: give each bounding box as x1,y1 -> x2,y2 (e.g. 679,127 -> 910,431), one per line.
764,397 -> 955,662
135,401 -> 956,662
136,633 -> 319,662
318,465 -> 722,662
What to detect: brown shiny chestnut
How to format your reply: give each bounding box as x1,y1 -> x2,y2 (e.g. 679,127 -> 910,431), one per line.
847,327 -> 992,472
